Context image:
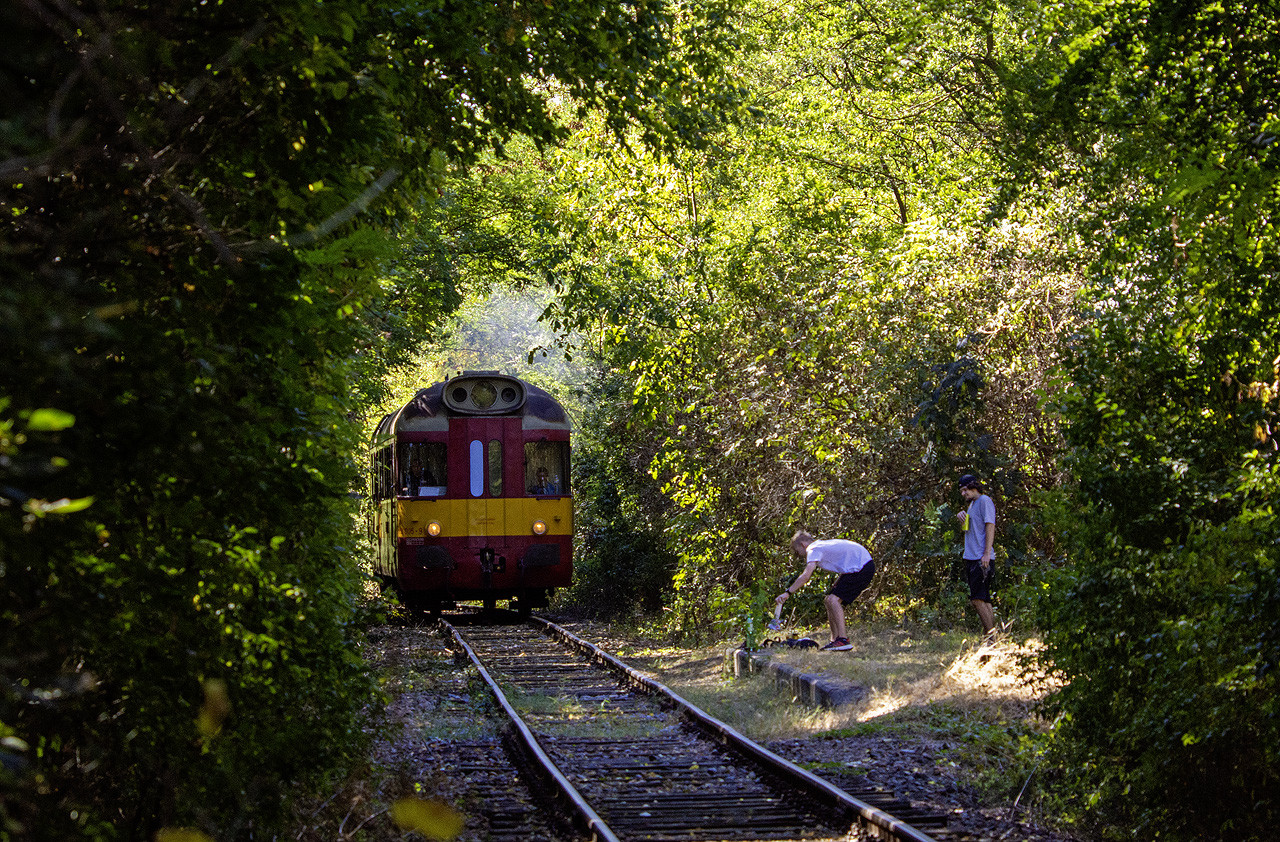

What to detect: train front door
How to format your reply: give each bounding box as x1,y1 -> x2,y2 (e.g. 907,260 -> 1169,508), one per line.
452,417 -> 520,595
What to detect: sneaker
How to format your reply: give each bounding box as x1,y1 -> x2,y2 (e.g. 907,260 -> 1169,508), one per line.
821,637 -> 853,651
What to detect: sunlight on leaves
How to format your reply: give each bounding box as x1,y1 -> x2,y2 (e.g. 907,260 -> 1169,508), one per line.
23,496 -> 94,516
26,408 -> 75,431
195,678 -> 231,740
389,797 -> 465,840
155,829 -> 215,842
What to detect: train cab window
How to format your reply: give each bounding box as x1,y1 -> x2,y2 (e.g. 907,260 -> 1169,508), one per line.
525,441 -> 569,496
398,442 -> 447,497
488,440 -> 503,497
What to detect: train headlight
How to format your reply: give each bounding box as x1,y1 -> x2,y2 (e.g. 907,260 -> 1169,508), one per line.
471,380 -> 496,409
532,519 -> 547,535
427,521 -> 442,537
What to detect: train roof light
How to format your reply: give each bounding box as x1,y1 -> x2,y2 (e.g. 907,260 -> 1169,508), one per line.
442,373 -> 527,415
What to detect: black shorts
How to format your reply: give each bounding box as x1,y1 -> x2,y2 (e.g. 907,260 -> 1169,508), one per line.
966,559 -> 994,602
828,561 -> 875,605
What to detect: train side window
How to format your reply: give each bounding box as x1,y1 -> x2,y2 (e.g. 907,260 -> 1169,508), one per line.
524,441 -> 569,495
373,445 -> 393,500
469,440 -> 484,497
488,440 -> 502,497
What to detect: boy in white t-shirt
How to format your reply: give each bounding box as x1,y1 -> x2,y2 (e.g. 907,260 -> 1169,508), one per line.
775,530 -> 876,651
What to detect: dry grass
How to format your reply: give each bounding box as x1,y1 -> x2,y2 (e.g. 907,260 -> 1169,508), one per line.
598,621 -> 1060,744
591,618 -> 1068,833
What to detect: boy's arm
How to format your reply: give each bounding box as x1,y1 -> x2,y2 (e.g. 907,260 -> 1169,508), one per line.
776,561 -> 818,603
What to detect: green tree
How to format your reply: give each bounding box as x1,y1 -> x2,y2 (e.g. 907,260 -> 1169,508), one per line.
1,0 -> 738,838
1001,0 -> 1280,836
527,0 -> 1076,635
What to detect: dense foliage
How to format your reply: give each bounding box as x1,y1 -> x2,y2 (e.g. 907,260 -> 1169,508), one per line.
510,0 -> 1078,635
0,0 -> 736,838
6,0 -> 1275,837
1001,0 -> 1280,836
441,0 -> 1279,837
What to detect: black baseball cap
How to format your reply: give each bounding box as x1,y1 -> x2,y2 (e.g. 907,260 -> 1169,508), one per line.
958,474 -> 980,489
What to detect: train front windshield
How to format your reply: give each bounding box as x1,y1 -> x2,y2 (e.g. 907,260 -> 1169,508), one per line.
525,441 -> 569,495
398,442 -> 447,497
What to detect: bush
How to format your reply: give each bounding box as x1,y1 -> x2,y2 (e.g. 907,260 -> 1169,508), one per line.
565,373 -> 678,618
1039,467 -> 1279,838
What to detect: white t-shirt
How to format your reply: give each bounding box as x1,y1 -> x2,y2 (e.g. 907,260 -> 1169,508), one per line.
807,539 -> 872,574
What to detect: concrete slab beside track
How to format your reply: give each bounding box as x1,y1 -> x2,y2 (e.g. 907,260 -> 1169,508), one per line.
727,647 -> 868,707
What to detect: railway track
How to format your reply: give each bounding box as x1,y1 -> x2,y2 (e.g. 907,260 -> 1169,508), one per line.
442,614 -> 950,842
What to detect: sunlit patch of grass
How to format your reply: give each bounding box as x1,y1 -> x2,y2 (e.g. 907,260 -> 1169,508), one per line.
760,625 -> 969,690
508,688 -> 673,739
555,616 -> 1059,812
654,624 -> 986,740
674,671 -> 842,742
617,621 -> 1056,800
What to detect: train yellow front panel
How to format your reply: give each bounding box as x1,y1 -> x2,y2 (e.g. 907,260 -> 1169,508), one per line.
466,498 -> 505,537
397,499 -> 570,538
396,499 -> 462,538
517,498 -> 573,536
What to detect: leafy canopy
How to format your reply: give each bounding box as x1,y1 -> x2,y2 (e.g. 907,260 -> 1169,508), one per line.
0,0 -> 739,837
1000,0 -> 1280,836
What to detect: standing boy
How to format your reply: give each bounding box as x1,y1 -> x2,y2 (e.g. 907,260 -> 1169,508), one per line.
956,473 -> 997,636
775,531 -> 876,651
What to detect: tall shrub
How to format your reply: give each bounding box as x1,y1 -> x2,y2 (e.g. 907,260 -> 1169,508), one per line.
1,0 -> 739,836
1002,0 -> 1280,835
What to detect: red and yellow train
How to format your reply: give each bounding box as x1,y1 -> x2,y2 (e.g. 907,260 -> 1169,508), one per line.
369,372 -> 572,614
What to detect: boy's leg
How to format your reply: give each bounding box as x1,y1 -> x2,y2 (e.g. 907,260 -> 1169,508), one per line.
972,598 -> 995,634
825,594 -> 846,641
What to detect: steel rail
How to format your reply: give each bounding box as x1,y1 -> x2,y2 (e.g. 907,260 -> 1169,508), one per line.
530,615 -> 942,842
441,618 -> 622,842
